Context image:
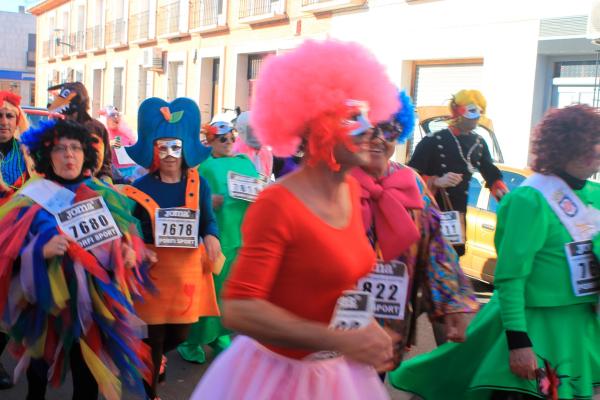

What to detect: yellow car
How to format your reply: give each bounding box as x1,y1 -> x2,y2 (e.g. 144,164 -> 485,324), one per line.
461,166 -> 532,283
413,106 -> 531,284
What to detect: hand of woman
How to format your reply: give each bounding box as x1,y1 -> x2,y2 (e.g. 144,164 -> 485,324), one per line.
212,195 -> 224,210
333,321 -> 397,371
42,234 -> 74,259
121,242 -> 136,268
509,347 -> 538,380
444,313 -> 470,342
204,234 -> 221,262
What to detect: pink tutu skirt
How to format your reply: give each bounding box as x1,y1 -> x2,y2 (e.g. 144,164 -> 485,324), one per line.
191,336 -> 390,400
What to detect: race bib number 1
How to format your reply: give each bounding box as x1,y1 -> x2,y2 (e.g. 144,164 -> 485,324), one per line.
565,240 -> 600,296
227,171 -> 266,202
440,211 -> 465,245
56,197 -> 122,250
357,260 -> 409,320
155,208 -> 199,248
330,290 -> 374,330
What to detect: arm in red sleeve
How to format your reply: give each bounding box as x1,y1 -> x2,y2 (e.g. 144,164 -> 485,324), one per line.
223,186 -> 294,300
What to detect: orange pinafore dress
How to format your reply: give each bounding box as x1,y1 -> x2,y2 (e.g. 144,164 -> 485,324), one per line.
123,169 -> 219,325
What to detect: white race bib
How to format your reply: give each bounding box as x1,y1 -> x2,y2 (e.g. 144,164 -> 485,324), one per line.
330,290 -> 374,330
440,211 -> 464,245
227,171 -> 266,202
56,197 -> 122,250
154,208 -> 199,248
357,260 -> 410,320
565,240 -> 600,296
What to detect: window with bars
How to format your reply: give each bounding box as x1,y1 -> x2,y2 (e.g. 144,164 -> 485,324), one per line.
168,61 -> 185,100
113,67 -> 124,111
138,66 -> 154,105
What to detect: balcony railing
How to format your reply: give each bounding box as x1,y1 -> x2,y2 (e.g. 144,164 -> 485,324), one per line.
54,35 -> 68,58
129,10 -> 150,42
106,18 -> 127,47
190,0 -> 225,31
69,30 -> 86,54
239,0 -> 285,23
86,25 -> 103,50
157,1 -> 181,37
301,0 -> 366,12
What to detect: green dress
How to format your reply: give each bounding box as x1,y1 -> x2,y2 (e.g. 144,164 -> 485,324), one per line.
389,182 -> 600,399
178,154 -> 259,362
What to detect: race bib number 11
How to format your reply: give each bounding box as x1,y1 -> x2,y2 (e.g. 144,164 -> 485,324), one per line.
565,240 -> 600,296
155,208 -> 199,248
440,211 -> 465,245
56,196 -> 122,250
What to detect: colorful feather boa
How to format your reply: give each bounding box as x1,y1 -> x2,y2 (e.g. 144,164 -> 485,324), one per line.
0,177 -> 154,400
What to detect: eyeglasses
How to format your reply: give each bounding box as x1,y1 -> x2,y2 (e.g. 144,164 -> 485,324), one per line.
0,112 -> 16,120
374,125 -> 401,143
52,144 -> 84,154
218,135 -> 236,144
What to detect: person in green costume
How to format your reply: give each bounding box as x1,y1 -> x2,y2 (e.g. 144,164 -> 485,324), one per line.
389,104 -> 600,400
178,120 -> 260,363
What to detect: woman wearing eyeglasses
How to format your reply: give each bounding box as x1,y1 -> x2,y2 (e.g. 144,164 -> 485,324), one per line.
350,91 -> 477,374
122,97 -> 221,400
0,118 -> 153,400
178,120 -> 260,364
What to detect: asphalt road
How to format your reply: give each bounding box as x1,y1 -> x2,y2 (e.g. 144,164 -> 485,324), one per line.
4,280 -> 591,400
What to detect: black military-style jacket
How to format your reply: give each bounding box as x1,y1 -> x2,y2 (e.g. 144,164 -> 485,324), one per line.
408,128 -> 502,213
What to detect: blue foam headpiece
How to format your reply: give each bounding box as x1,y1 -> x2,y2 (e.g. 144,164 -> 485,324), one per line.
126,97 -> 211,168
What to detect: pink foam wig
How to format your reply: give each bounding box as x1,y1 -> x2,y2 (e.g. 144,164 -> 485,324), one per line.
250,39 -> 399,167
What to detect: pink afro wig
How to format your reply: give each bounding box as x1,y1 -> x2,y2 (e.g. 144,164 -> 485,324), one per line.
250,39 -> 399,164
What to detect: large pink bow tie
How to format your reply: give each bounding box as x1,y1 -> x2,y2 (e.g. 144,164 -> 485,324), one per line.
351,166 -> 424,261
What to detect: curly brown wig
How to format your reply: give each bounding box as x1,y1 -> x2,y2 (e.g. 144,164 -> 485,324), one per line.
531,104 -> 600,174
22,119 -> 99,179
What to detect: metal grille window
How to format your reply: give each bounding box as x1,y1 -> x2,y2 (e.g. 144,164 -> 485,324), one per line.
247,54 -> 267,80
190,0 -> 223,28
113,67 -> 124,111
138,66 -> 154,106
168,61 -> 185,100
158,1 -> 181,36
554,61 -> 598,78
239,0 -> 279,18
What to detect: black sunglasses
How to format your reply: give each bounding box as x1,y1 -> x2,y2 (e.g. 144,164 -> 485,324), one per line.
374,125 -> 401,142
218,135 -> 236,144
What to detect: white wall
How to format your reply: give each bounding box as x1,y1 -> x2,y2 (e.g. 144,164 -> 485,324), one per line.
329,0 -> 595,167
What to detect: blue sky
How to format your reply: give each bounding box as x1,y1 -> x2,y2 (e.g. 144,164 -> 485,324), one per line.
0,0 -> 39,13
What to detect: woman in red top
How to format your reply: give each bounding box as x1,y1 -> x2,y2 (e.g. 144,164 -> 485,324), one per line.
191,39 -> 400,400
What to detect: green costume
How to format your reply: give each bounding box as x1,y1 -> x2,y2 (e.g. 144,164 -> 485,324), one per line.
178,154 -> 259,363
389,182 -> 600,399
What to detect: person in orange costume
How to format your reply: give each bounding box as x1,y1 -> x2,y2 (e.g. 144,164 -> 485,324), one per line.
122,97 -> 221,400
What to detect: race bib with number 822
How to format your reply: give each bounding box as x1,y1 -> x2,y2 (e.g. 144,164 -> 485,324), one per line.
357,260 -> 409,320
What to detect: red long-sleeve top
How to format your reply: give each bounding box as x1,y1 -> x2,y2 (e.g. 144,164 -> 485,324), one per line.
223,177 -> 376,359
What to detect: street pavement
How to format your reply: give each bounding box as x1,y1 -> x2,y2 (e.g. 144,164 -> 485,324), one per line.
3,280 -> 595,400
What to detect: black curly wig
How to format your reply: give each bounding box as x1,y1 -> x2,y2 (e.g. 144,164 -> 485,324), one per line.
21,119 -> 99,179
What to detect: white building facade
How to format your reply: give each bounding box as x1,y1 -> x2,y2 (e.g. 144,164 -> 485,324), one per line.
0,6 -> 36,105
329,0 -> 599,167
